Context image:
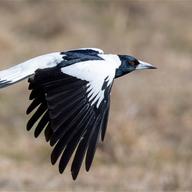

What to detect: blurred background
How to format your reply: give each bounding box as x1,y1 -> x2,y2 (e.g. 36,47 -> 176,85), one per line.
0,0 -> 191,191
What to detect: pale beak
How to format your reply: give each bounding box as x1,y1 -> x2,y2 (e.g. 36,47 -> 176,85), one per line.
136,60 -> 157,70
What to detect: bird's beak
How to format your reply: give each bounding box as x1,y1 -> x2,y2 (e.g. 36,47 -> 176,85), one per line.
136,60 -> 157,70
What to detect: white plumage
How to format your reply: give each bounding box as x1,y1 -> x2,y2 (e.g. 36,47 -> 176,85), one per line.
61,54 -> 121,108
0,52 -> 63,86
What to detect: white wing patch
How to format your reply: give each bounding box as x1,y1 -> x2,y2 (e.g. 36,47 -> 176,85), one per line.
61,54 -> 121,108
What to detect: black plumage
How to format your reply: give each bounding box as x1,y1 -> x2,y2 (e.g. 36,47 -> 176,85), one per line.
26,65 -> 111,180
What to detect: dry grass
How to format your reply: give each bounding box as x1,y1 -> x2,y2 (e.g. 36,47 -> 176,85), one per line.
0,0 -> 191,191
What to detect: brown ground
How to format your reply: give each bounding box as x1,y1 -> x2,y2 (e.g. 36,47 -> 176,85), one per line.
0,0 -> 192,191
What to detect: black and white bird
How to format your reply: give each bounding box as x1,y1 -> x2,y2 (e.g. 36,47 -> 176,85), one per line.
0,48 -> 156,180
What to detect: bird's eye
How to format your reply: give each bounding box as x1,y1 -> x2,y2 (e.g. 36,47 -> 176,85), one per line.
129,61 -> 135,66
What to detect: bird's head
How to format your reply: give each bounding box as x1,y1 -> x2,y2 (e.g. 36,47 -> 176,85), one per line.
115,55 -> 156,78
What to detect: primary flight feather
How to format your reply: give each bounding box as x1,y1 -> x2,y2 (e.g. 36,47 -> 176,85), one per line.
0,48 -> 156,180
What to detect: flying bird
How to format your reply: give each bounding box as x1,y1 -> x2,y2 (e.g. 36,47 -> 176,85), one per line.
0,48 -> 156,180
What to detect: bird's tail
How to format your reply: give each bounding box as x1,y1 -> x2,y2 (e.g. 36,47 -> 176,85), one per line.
0,52 -> 62,89
0,64 -> 31,88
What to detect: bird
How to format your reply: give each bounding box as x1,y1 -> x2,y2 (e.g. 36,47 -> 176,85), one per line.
0,48 -> 156,180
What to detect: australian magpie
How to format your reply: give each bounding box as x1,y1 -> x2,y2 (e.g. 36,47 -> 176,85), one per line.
0,48 -> 156,180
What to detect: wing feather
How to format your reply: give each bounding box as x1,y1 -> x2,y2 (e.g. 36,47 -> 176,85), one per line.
26,54 -> 116,179
44,123 -> 53,142
49,100 -> 88,146
101,101 -> 110,141
48,93 -> 85,120
59,113 -> 95,175
26,97 -> 42,115
27,103 -> 47,131
51,106 -> 92,165
85,116 -> 102,171
34,111 -> 49,138
71,115 -> 97,180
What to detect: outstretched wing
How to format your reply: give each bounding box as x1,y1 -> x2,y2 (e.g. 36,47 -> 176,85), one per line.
27,59 -> 115,180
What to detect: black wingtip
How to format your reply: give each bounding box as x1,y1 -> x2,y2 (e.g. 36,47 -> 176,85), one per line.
85,160 -> 92,172
85,148 -> 95,172
45,135 -> 50,142
51,153 -> 57,165
26,122 -> 32,131
34,130 -> 40,138
101,131 -> 106,142
71,170 -> 78,180
59,164 -> 64,174
26,110 -> 30,115
50,138 -> 57,147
